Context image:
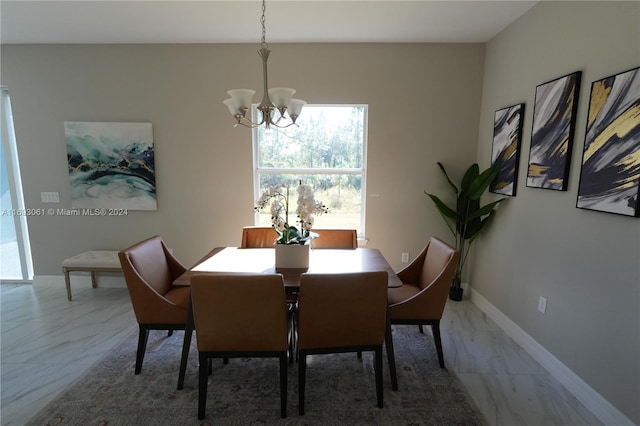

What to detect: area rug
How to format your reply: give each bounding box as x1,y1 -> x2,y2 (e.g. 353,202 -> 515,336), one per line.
27,325 -> 485,425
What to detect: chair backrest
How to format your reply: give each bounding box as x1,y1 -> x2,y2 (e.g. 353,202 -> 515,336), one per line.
119,235 -> 188,324
310,229 -> 357,249
241,226 -> 278,248
419,237 -> 459,291
190,273 -> 288,352
119,235 -> 175,296
297,271 -> 388,350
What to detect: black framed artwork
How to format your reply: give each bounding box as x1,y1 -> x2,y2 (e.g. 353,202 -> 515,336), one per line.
526,71 -> 582,191
576,66 -> 640,217
490,103 -> 525,196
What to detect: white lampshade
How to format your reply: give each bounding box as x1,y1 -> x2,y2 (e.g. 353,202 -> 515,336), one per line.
268,87 -> 296,108
223,98 -> 238,116
227,89 -> 256,110
288,98 -> 306,118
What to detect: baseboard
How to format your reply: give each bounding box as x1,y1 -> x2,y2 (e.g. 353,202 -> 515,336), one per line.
469,287 -> 633,426
34,274 -> 127,289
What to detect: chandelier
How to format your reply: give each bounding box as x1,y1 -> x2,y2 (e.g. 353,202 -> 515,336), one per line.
223,0 -> 306,129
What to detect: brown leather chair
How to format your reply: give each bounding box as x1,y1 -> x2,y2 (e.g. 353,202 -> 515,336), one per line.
241,225 -> 308,357
118,235 -> 190,374
190,273 -> 289,420
310,229 -> 357,249
296,271 -> 388,415
387,237 -> 459,368
240,226 -> 278,248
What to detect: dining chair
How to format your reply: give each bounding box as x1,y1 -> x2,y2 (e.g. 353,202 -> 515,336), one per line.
310,229 -> 357,249
296,271 -> 389,415
240,226 -> 278,248
118,235 -> 190,374
240,225 -> 310,359
190,273 -> 289,420
288,228 -> 358,362
387,236 -> 459,368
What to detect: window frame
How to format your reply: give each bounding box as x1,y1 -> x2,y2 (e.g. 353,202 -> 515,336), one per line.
1,86 -> 34,281
252,104 -> 368,239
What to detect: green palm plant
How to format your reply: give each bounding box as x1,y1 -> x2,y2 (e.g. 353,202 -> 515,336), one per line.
426,162 -> 506,300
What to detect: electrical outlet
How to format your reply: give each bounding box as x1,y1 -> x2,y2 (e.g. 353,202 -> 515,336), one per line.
538,296 -> 547,314
401,252 -> 409,263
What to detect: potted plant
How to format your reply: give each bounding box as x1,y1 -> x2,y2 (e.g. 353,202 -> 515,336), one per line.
426,162 -> 505,301
255,182 -> 329,268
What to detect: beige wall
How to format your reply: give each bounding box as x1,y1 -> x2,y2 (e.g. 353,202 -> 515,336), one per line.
3,2 -> 638,422
0,42 -> 485,274
474,1 -> 639,423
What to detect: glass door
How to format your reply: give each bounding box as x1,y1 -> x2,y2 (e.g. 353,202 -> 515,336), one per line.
1,86 -> 33,281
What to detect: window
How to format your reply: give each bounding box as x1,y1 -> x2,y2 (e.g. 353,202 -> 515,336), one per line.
1,86 -> 33,281
253,105 -> 367,237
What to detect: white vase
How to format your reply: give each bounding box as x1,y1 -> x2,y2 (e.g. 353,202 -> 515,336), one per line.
275,243 -> 310,269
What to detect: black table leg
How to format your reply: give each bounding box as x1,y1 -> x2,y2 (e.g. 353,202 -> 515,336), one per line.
385,312 -> 398,391
177,296 -> 194,390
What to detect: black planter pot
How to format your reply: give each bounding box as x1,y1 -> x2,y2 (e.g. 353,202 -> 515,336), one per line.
449,287 -> 464,301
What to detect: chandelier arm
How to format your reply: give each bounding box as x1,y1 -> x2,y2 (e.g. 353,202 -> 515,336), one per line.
272,112 -> 287,126
236,121 -> 260,129
238,114 -> 267,128
270,120 -> 299,129
234,107 -> 266,127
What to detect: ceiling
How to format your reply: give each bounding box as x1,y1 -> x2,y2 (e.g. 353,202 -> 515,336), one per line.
1,1 -> 538,44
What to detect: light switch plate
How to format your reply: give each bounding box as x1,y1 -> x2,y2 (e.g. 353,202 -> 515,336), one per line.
41,192 -> 60,203
538,296 -> 547,314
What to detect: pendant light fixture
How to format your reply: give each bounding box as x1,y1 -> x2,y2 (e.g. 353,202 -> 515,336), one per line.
223,0 -> 306,129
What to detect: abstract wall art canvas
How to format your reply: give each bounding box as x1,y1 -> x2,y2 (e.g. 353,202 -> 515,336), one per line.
576,67 -> 640,217
527,71 -> 582,191
65,122 -> 157,210
490,103 -> 525,196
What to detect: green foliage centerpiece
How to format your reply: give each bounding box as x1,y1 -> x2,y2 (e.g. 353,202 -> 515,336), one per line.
426,162 -> 505,300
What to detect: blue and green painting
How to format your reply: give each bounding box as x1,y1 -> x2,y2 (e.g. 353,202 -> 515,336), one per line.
65,122 -> 157,210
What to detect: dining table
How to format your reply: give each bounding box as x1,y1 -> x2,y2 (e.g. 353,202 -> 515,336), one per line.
174,246 -> 401,390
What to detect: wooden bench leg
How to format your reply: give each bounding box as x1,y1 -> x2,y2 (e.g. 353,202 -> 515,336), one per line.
90,271 -> 98,288
63,268 -> 73,301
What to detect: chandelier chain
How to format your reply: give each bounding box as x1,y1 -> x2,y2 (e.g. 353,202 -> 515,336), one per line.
260,0 -> 267,48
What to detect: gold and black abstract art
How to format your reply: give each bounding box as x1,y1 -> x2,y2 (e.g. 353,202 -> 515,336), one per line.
577,67 -> 640,217
527,71 -> 582,191
490,103 -> 524,196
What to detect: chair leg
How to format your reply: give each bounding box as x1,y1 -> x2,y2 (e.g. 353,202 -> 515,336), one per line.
298,351 -> 306,415
167,329 -> 174,337
288,309 -> 296,364
374,346 -> 383,408
418,324 -> 424,334
198,352 -> 209,420
357,351 -> 362,359
431,321 -> 445,369
279,353 -> 288,418
135,325 -> 149,375
385,320 -> 398,391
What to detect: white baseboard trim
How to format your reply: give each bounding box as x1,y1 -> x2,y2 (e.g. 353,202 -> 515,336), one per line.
469,287 -> 633,426
34,274 -> 126,289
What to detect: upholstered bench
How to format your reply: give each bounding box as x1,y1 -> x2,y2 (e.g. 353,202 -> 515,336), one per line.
62,251 -> 122,301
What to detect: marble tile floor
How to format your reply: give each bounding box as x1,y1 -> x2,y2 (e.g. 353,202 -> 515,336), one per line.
1,279 -> 602,426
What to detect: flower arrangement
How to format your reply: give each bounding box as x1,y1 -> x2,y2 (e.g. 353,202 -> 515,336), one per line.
255,182 -> 329,245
